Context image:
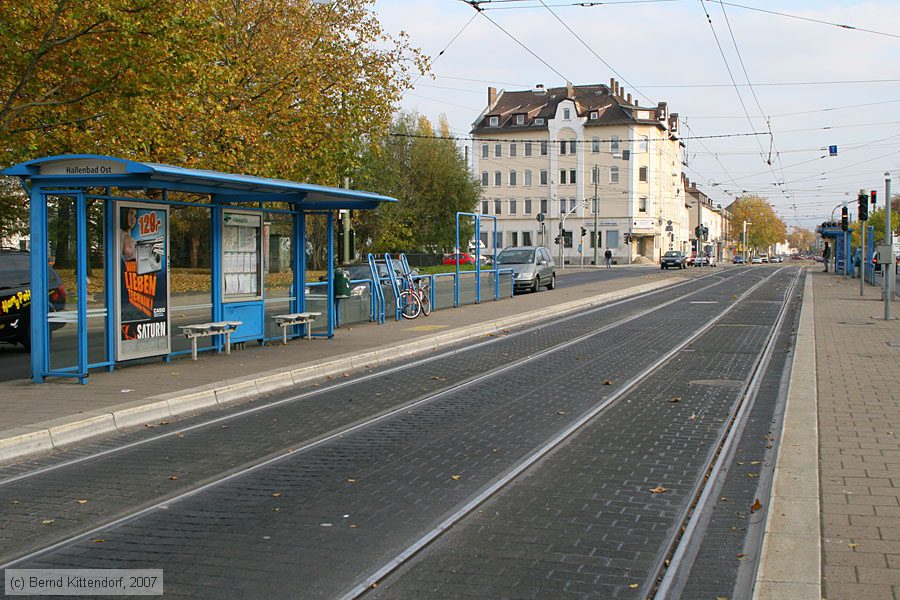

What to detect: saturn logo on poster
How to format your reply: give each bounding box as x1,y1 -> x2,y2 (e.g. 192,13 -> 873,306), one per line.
136,322 -> 167,339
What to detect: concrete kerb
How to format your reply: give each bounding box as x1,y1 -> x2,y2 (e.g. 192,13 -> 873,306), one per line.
754,270 -> 820,600
0,278 -> 677,466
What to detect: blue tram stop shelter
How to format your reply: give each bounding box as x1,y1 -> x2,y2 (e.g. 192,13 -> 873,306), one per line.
2,155 -> 396,384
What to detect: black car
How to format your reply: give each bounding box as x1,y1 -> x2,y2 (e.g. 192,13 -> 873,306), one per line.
0,250 -> 66,350
660,251 -> 687,270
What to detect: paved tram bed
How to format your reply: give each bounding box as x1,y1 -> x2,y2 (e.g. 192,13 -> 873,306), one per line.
0,268 -> 800,599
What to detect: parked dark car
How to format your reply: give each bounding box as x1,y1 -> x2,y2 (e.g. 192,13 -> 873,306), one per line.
660,251 -> 687,270
497,246 -> 556,292
733,256 -> 746,264
0,250 -> 66,350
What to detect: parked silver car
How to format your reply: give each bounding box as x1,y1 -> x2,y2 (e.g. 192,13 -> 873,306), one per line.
497,246 -> 556,293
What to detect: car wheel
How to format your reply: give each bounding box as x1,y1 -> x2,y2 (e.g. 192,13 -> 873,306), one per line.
532,276 -> 540,293
661,265 -> 666,270
546,273 -> 556,290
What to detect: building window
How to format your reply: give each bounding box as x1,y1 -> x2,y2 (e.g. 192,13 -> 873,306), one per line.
540,170 -> 548,185
494,144 -> 501,158
540,198 -> 548,214
592,137 -> 600,153
509,199 -> 517,214
480,231 -> 489,248
569,169 -> 576,184
509,170 -> 517,186
493,231 -> 503,249
569,140 -> 576,154
511,231 -> 518,247
560,141 -> 567,155
639,197 -> 647,212
639,166 -> 648,182
489,116 -> 498,127
481,172 -> 488,186
563,108 -> 571,119
610,166 -> 619,184
523,231 -> 532,246
590,230 -> 601,248
494,171 -> 501,187
563,230 -> 573,248
481,200 -> 489,214
509,143 -> 517,157
590,111 -> 598,120
591,166 -> 599,184
482,144 -> 489,158
524,170 -> 532,186
535,117 -> 544,125
640,135 -> 649,152
569,198 -> 577,212
516,114 -> 524,125
607,230 -> 619,248
610,135 -> 620,153
494,199 -> 502,215
560,169 -> 567,184
524,198 -> 532,214
540,141 -> 548,155
524,142 -> 532,157
559,198 -> 566,215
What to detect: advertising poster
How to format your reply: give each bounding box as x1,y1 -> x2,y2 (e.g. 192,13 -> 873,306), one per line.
116,203 -> 170,360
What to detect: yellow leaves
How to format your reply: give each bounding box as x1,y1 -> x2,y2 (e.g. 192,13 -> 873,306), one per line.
271,492 -> 282,498
76,499 -> 88,505
848,543 -> 860,549
168,475 -> 179,481
750,499 -> 762,513
603,380 -> 613,386
451,475 -> 461,481
41,519 -> 54,526
628,583 -> 639,589
669,396 -> 682,403
649,486 -> 669,494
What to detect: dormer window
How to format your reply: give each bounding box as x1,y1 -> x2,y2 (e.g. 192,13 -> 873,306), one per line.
516,114 -> 524,125
563,108 -> 571,120
535,117 -> 544,125
590,111 -> 598,120
489,116 -> 499,127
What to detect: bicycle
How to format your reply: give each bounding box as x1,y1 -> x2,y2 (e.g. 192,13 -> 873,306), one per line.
399,272 -> 430,319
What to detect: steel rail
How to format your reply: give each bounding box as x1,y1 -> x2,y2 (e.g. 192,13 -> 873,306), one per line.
340,268 -> 787,600
0,271 -> 755,570
0,269 -> 739,488
650,268 -> 801,600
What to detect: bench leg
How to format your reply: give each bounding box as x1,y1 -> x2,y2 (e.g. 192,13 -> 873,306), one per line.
283,326 -> 288,345
191,338 -> 198,361
306,322 -> 312,340
225,331 -> 231,355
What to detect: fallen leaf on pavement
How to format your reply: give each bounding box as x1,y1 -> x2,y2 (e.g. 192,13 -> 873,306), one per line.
342,372 -> 350,378
41,519 -> 54,525
168,475 -> 179,481
669,397 -> 681,403
747,473 -> 759,478
451,475 -> 461,481
76,499 -> 88,505
603,380 -> 613,385
750,499 -> 762,512
347,478 -> 356,483
848,543 -> 860,549
92,539 -> 104,543
628,584 -> 639,589
649,486 -> 669,494
272,493 -> 282,498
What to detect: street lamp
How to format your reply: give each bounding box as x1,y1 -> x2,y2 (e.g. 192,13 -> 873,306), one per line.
742,220 -> 752,264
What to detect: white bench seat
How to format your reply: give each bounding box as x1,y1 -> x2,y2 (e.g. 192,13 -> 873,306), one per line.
272,312 -> 322,344
179,321 -> 242,360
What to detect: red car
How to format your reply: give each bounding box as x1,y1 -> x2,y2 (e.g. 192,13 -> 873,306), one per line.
442,252 -> 477,265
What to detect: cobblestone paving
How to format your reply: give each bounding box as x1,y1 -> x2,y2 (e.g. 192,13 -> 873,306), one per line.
816,273 -> 900,600
2,270 -> 778,598
0,270 -> 748,565
368,269 -> 799,600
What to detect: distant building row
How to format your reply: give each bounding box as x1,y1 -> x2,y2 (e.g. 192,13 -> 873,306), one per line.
470,80 -> 731,263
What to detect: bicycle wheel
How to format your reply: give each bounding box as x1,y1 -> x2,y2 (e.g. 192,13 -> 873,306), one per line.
399,290 -> 421,319
419,286 -> 431,316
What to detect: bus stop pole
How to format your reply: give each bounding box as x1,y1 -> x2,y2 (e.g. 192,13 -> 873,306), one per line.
76,192 -> 89,383
30,187 -> 47,383
886,177 -> 893,320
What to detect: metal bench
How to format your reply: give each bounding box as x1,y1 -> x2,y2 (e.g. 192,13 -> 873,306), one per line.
179,321 -> 242,360
272,312 -> 321,344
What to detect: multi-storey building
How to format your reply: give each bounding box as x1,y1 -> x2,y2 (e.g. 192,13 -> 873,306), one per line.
470,80 -> 686,264
685,177 -> 733,261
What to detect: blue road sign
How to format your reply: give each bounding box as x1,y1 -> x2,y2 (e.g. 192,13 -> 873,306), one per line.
829,145 -> 838,157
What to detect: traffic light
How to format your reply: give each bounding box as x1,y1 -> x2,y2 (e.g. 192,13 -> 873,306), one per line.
694,225 -> 701,239
554,235 -> 561,245
871,190 -> 877,207
858,191 -> 869,221
581,227 -> 587,237
841,206 -> 849,231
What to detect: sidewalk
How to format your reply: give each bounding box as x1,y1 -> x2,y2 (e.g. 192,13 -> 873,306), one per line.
813,271 -> 900,600
0,267 -> 673,464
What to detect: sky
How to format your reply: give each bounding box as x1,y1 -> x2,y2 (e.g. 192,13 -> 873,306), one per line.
373,0 -> 900,229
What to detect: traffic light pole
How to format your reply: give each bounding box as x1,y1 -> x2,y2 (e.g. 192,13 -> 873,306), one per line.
886,176 -> 893,320
859,190 -> 868,297
593,165 -> 599,267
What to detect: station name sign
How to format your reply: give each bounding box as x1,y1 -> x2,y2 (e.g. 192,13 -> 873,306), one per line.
39,159 -> 127,176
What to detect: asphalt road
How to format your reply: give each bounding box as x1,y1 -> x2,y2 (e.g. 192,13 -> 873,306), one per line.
0,267 -> 802,599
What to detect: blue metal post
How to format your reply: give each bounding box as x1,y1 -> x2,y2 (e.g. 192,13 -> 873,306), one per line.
104,195 -> 115,371
30,189 -> 47,383
493,217 -> 500,300
326,212 -> 334,338
211,205 -> 223,353
75,193 -> 89,384
454,213 -> 461,308
475,215 -> 481,304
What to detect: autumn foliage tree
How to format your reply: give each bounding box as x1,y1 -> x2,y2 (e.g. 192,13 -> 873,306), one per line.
728,195 -> 787,252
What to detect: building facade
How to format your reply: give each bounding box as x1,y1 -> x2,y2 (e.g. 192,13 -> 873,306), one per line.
685,178 -> 733,261
470,80 -> 686,264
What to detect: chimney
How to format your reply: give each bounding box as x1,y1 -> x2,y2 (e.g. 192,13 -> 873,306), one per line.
609,77 -> 615,92
620,87 -> 626,99
627,93 -> 632,104
566,81 -> 574,98
488,86 -> 497,107
534,83 -> 545,94
669,112 -> 679,133
657,101 -> 667,121
613,80 -> 619,96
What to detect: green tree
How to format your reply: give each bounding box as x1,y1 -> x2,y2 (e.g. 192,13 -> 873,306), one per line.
786,226 -> 816,253
849,208 -> 900,246
354,112 -> 480,255
728,195 -> 786,252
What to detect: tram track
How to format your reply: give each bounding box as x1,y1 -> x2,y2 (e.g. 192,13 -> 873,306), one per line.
0,268 -> 794,599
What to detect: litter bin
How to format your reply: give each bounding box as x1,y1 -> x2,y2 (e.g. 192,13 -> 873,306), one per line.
334,268 -> 351,299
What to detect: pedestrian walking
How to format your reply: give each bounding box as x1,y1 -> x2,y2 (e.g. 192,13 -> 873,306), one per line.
823,242 -> 831,272
604,248 -> 612,269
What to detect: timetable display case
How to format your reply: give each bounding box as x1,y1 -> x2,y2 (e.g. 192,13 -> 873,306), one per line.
222,211 -> 263,301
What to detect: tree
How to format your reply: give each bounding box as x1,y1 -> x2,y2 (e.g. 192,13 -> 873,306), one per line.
786,226 -> 816,253
353,112 -> 481,255
849,208 -> 900,247
728,195 -> 787,252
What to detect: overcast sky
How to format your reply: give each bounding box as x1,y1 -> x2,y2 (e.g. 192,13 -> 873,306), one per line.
374,0 -> 900,228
